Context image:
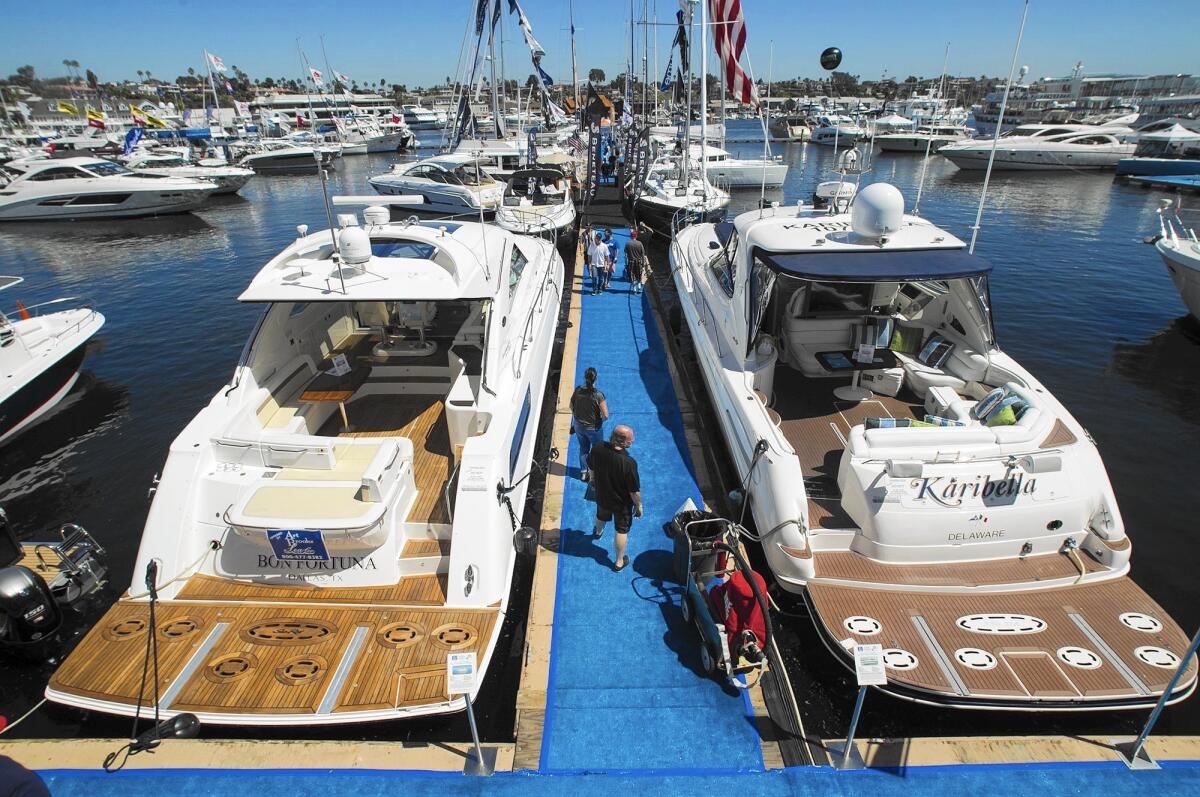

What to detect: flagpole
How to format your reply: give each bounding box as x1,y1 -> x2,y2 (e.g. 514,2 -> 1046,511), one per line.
203,50 -> 224,134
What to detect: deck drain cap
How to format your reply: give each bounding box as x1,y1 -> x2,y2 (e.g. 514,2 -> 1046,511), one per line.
275,656 -> 327,685
377,622 -> 425,648
842,616 -> 882,636
1057,646 -> 1103,669
882,648 -> 918,670
103,618 -> 147,642
955,648 -> 998,670
430,623 -> 479,650
1135,646 -> 1181,669
1119,612 -> 1163,633
205,653 -> 258,683
159,617 -> 200,640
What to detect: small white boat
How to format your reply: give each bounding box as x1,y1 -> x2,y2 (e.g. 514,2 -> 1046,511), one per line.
630,154 -> 729,236
1153,200 -> 1200,319
495,167 -> 576,239
46,199 -> 565,725
122,151 -> 255,195
0,277 -> 104,444
767,116 -> 811,142
689,144 -> 788,188
368,153 -> 503,215
400,103 -> 442,130
876,124 -> 972,153
236,141 -> 338,174
0,157 -> 217,221
810,115 -> 865,147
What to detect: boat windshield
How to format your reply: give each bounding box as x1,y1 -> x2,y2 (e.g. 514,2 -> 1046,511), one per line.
84,161 -> 133,177
452,165 -> 494,186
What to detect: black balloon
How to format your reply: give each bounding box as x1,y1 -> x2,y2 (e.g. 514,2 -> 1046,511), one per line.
820,47 -> 842,70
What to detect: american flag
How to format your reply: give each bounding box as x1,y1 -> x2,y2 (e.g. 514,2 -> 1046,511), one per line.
709,0 -> 758,105
566,133 -> 584,155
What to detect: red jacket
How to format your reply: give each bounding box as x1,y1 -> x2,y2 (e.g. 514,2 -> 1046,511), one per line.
709,568 -> 768,656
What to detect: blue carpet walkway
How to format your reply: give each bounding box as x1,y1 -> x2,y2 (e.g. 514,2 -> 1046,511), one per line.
39,760 -> 1200,796
539,227 -> 763,772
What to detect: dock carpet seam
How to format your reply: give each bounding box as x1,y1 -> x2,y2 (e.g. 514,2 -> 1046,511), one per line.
539,226 -> 764,773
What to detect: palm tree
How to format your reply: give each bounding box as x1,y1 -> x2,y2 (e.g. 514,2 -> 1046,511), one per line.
137,69 -> 144,81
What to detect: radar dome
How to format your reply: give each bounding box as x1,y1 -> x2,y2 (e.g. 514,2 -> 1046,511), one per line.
363,205 -> 390,226
339,226 -> 372,265
851,183 -> 905,240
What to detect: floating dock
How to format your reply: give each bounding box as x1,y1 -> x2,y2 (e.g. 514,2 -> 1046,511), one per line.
1130,174 -> 1200,192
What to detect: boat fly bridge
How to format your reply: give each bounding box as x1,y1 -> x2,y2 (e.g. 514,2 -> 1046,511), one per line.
671,183 -> 1196,710
46,198 -> 565,725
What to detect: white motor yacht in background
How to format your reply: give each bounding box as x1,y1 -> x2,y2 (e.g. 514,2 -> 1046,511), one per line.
368,153 -> 503,215
629,153 -> 729,237
670,182 -> 1196,710
47,197 -> 565,725
810,115 -> 865,147
940,126 -> 1136,170
235,140 -> 338,174
495,167 -> 576,240
689,144 -> 788,188
0,277 -> 104,444
0,157 -> 217,221
1153,200 -> 1200,319
400,103 -> 441,130
122,151 -> 255,195
876,123 -> 972,153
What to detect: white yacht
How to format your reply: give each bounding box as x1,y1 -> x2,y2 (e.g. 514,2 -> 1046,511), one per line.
767,115 -> 811,142
235,141 -> 339,174
368,154 -> 504,216
122,151 -> 255,195
1153,200 -> 1200,319
0,157 -> 217,221
669,183 -> 1196,710
940,127 -> 1136,170
400,103 -> 442,130
495,167 -> 576,240
688,144 -> 788,188
0,277 -> 104,444
629,153 -> 729,237
47,200 -> 565,725
810,115 -> 865,147
876,124 -> 972,153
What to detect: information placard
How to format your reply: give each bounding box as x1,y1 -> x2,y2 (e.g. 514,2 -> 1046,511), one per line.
447,651 -> 478,695
328,353 -> 351,376
853,643 -> 887,686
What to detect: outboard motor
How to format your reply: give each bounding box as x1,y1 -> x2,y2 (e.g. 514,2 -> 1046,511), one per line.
0,565 -> 63,645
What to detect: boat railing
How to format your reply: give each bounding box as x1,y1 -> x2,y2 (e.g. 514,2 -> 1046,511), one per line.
1158,200 -> 1198,243
8,296 -> 97,322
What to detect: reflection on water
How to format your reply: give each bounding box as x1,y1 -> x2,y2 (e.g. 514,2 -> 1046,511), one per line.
1,129 -> 1199,738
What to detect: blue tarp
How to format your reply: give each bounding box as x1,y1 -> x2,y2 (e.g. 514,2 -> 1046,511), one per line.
754,247 -> 992,282
179,128 -> 212,140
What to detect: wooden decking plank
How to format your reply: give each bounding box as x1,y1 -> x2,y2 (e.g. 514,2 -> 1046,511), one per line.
813,549 -> 1105,587
178,573 -> 447,606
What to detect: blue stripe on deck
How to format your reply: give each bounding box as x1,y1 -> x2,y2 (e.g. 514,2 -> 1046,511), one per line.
38,760 -> 1200,796
539,226 -> 764,772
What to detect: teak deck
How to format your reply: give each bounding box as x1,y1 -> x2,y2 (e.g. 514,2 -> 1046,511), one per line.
320,395 -> 452,525
49,595 -> 497,720
805,576 -> 1197,707
812,549 -> 1105,588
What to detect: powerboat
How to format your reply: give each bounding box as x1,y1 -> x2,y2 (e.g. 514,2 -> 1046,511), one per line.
669,182 -> 1197,710
495,167 -> 576,240
767,116 -> 811,142
810,115 -> 865,147
235,141 -> 339,174
368,153 -> 503,216
940,127 -> 1136,171
0,157 -> 217,221
46,198 -> 565,725
1153,200 -> 1200,319
688,144 -> 788,189
876,124 -> 972,153
0,277 -> 104,444
628,153 -> 729,237
400,104 -> 442,130
122,151 -> 255,195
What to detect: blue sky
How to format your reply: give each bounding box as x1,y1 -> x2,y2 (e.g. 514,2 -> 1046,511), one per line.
1,0 -> 1197,90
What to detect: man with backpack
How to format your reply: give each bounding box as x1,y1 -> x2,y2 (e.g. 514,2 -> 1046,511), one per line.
570,366 -> 608,482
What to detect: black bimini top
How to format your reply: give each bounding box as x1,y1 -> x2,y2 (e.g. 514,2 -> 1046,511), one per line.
753,247 -> 993,281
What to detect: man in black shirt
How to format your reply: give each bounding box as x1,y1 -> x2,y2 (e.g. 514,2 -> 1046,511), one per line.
588,424 -> 642,571
624,229 -> 646,294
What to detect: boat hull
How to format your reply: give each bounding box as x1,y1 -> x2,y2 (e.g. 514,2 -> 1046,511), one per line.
1157,238 -> 1200,319
631,196 -> 724,237
0,188 -> 213,221
0,342 -> 87,445
941,147 -> 1131,170
1116,157 -> 1200,176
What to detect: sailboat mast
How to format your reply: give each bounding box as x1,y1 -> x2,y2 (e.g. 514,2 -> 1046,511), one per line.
682,2 -> 693,188
489,10 -> 501,138
203,50 -> 223,132
699,0 -> 707,189
641,0 -> 649,120
569,0 -> 580,118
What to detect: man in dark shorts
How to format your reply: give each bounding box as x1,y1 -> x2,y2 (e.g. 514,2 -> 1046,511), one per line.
624,229 -> 646,294
588,424 -> 642,571
570,367 -> 608,481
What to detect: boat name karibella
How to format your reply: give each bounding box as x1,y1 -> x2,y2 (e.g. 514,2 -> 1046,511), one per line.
910,474 -> 1037,507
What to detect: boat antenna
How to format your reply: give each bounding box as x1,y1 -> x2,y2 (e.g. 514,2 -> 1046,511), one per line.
297,40 -> 347,294
968,0 -> 1029,255
913,41 -> 950,216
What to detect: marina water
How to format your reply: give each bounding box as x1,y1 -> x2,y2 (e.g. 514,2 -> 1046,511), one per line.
1,119 -> 1198,740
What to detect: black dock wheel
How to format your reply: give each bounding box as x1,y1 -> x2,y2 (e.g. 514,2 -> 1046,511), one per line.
680,594 -> 693,623
701,644 -> 717,676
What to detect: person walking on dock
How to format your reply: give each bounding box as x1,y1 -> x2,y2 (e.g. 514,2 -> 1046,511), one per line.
624,229 -> 646,294
570,366 -> 608,482
589,231 -> 610,295
588,424 -> 642,572
600,228 -> 616,291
